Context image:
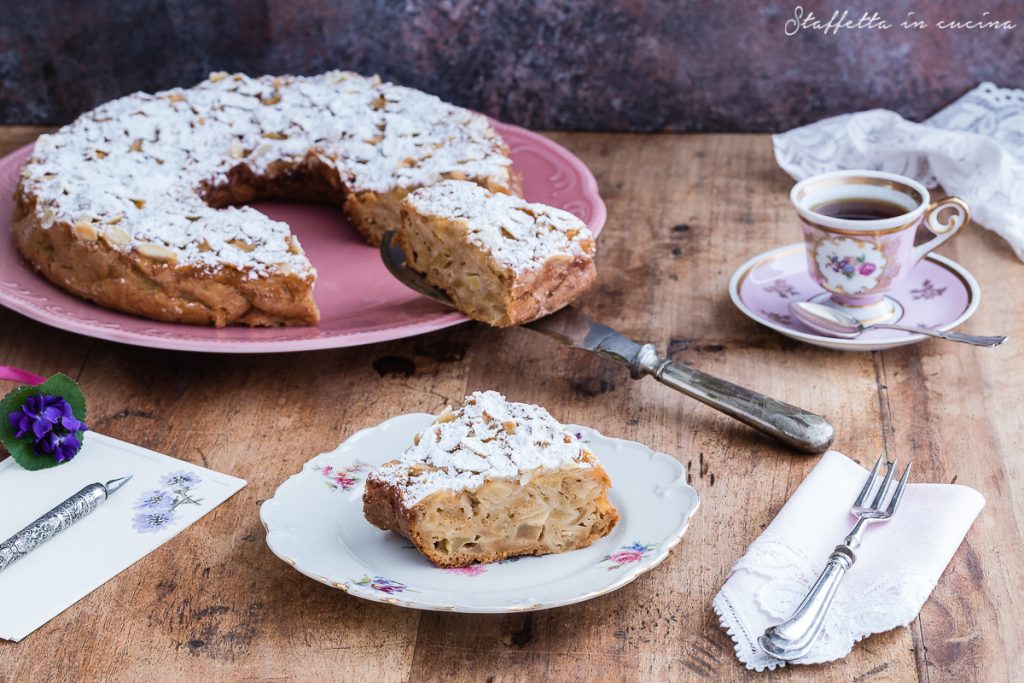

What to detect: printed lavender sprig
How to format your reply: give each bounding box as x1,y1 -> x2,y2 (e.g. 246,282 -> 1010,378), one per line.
131,470 -> 204,533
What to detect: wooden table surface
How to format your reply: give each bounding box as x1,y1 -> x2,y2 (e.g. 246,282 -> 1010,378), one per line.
0,126 -> 1020,682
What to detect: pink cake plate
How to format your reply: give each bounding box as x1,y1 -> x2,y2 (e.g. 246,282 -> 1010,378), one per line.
729,243 -> 981,352
0,121 -> 605,353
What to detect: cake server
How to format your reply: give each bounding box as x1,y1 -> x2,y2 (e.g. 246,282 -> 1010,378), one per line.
381,232 -> 834,453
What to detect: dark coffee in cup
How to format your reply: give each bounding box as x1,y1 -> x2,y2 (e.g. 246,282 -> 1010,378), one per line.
811,198 -> 907,221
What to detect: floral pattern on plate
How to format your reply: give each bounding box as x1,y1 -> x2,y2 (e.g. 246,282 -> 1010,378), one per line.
320,462 -> 369,492
444,565 -> 488,576
763,279 -> 799,299
600,542 -> 656,570
910,279 -> 947,300
353,576 -> 411,594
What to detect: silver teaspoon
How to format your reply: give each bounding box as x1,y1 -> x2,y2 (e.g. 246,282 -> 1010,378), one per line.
788,301 -> 1007,347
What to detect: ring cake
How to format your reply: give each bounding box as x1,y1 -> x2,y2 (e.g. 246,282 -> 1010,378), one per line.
363,390 -> 619,567
12,71 -> 519,326
398,180 -> 597,327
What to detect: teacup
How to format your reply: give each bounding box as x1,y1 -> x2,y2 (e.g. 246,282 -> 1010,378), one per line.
791,170 -> 969,323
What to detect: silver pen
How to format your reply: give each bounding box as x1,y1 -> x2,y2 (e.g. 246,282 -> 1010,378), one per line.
0,476 -> 132,573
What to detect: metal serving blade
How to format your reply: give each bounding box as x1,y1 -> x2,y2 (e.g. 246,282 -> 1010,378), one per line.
380,232 -> 835,453
524,306 -> 646,371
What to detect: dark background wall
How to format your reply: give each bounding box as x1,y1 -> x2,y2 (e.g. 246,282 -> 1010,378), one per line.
1,0 -> 1021,131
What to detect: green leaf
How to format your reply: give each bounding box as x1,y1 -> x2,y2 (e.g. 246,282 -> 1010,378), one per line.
0,373 -> 88,471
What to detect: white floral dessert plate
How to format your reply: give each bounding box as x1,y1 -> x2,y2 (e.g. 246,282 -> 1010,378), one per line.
729,243 -> 980,352
260,413 -> 699,613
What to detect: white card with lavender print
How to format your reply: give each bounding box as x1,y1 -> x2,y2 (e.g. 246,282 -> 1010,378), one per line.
0,432 -> 245,641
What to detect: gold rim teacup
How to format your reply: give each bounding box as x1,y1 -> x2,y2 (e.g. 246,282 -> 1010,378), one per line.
790,170 -> 969,323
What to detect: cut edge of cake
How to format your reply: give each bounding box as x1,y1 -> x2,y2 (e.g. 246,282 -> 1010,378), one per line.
397,180 -> 597,327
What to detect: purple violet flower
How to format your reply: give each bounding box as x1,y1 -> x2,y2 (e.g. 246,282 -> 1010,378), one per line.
6,394 -> 88,463
38,430 -> 83,463
131,509 -> 177,533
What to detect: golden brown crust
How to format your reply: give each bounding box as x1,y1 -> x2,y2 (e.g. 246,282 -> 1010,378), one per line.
363,459 -> 619,568
12,192 -> 319,327
502,252 -> 597,327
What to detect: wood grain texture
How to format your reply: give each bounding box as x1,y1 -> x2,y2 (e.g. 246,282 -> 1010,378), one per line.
0,127 -> 1021,681
2,1 -> 1023,130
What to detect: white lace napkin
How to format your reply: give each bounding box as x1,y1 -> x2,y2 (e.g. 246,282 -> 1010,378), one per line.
773,82 -> 1024,261
713,451 -> 984,671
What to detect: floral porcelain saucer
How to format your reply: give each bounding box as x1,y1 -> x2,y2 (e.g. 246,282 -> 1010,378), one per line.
729,243 -> 980,352
260,413 -> 699,613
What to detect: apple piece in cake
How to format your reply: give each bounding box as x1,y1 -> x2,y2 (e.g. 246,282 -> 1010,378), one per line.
362,390 -> 619,567
398,180 -> 597,327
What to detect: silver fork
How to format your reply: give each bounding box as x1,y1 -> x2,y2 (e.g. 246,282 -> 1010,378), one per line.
757,456 -> 912,661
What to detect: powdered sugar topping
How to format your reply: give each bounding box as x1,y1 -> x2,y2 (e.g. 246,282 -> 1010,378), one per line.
18,72 -> 514,277
370,390 -> 593,505
403,180 -> 593,274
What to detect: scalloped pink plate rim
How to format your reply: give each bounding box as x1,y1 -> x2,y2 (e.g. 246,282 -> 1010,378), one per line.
0,120 -> 606,353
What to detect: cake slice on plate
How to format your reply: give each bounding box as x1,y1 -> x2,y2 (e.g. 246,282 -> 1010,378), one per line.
397,180 -> 597,327
362,390 -> 619,567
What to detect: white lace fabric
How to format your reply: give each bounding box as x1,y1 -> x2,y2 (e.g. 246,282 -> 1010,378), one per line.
713,451 -> 985,671
773,83 -> 1024,261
